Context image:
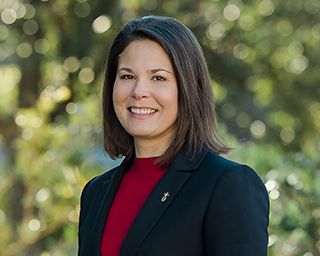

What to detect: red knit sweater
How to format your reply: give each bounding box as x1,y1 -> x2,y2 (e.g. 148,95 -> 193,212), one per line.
100,157 -> 168,256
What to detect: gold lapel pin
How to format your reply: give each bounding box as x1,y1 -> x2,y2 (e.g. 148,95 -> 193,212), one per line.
161,192 -> 170,202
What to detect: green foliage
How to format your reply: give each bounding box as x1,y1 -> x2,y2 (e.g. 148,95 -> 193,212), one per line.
0,0 -> 319,255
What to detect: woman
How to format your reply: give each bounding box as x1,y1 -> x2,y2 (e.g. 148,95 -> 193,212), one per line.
78,16 -> 269,256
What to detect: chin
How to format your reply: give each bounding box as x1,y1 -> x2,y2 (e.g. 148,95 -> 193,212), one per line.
130,132 -> 154,138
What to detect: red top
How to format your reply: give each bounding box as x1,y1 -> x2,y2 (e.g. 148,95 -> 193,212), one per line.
100,157 -> 168,256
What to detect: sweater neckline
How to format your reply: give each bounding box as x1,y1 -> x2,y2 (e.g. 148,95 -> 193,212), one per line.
130,156 -> 167,175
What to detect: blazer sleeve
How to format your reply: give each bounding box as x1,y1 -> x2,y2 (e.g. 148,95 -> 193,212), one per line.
204,164 -> 269,256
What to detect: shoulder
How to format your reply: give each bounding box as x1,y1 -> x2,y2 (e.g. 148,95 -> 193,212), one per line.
198,151 -> 267,194
80,166 -> 118,206
197,151 -> 243,178
202,153 -> 269,255
79,166 -> 119,223
201,151 -> 239,170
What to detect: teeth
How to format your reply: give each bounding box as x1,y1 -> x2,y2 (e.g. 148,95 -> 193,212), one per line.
131,108 -> 156,114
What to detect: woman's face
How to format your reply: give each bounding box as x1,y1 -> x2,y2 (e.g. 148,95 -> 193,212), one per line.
113,40 -> 178,149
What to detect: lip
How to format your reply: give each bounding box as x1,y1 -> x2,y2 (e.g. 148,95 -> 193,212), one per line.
128,106 -> 158,119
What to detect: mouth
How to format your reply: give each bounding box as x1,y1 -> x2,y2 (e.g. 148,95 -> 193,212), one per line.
128,107 -> 157,115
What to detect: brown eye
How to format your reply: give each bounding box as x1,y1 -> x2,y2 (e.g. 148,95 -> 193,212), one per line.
121,75 -> 134,80
152,76 -> 166,81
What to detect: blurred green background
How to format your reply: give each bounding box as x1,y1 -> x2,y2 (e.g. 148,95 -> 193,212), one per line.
0,0 -> 320,255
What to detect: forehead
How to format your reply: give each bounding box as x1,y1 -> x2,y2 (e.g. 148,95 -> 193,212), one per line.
118,40 -> 172,68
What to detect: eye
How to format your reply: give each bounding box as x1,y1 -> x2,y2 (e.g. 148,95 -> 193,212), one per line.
152,76 -> 166,81
120,74 -> 135,80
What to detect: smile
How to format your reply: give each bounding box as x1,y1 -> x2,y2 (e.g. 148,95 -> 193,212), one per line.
129,107 -> 157,115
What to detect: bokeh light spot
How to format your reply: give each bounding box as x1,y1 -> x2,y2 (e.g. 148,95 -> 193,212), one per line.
269,189 -> 280,200
312,23 -> 320,39
31,116 -> 43,128
2,40 -> 15,59
289,55 -> 309,74
142,0 -> 157,11
280,127 -> 296,143
24,4 -> 36,19
221,103 -> 237,118
236,112 -> 251,128
204,6 -> 221,23
15,114 -> 27,126
287,174 -> 298,185
267,169 -> 279,180
238,15 -> 255,31
16,42 -> 33,58
68,210 -> 79,223
1,9 -> 17,24
34,39 -> 50,54
0,208 -> 6,224
23,20 -> 38,35
52,86 -> 71,102
68,123 -> 80,134
265,179 -> 277,191
81,121 -> 92,133
296,25 -> 312,42
223,4 -> 240,21
13,3 -> 26,19
64,56 -> 79,73
66,102 -> 78,114
80,56 -> 95,69
233,43 -> 249,60
258,0 -> 275,16
1,67 -> 21,91
74,2 -> 91,18
277,20 -> 293,36
294,181 -> 304,190
0,25 -> 9,40
92,15 -> 112,34
268,234 -> 278,246
21,129 -> 33,140
207,22 -> 225,40
183,12 -> 200,28
35,187 -> 50,203
7,243 -> 21,255
305,0 -> 320,14
43,151 -> 56,163
288,41 -> 304,56
52,3 -> 68,16
121,10 -> 137,24
28,219 -> 41,231
250,120 -> 266,137
79,67 -> 94,84
53,65 -> 69,81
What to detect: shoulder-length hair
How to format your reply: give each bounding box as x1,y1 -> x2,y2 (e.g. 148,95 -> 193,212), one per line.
102,16 -> 231,168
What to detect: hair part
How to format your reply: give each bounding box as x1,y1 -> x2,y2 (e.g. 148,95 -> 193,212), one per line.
102,16 -> 231,168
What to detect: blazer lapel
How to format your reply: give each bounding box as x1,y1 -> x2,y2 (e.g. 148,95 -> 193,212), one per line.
85,156 -> 134,255
120,147 -> 208,256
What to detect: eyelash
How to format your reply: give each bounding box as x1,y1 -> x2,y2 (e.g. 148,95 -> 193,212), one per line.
152,76 -> 166,81
120,75 -> 166,81
120,75 -> 135,80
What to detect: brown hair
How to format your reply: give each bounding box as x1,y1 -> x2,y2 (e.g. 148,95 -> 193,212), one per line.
102,16 -> 231,168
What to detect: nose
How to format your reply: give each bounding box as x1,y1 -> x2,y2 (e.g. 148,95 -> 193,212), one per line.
130,79 -> 151,100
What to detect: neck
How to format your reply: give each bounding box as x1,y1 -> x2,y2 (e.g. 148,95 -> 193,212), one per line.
134,137 -> 172,158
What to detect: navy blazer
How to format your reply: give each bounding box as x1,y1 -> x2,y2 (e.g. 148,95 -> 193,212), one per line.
78,147 -> 269,256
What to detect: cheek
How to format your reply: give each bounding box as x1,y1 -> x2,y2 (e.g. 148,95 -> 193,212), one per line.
112,85 -> 123,120
113,84 -> 124,108
165,89 -> 178,110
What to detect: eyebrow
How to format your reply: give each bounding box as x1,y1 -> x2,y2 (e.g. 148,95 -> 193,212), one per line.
118,67 -> 172,74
